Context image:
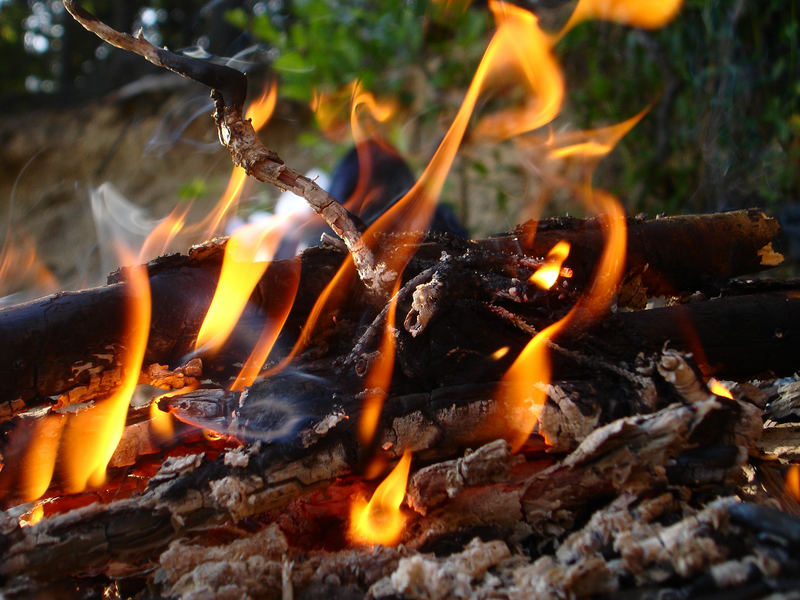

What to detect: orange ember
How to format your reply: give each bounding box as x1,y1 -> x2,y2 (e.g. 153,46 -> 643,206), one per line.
349,450 -> 412,546
786,465 -> 800,502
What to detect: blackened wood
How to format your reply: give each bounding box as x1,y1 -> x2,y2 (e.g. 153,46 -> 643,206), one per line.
0,244 -> 343,415
506,209 -> 782,298
0,210 -> 786,413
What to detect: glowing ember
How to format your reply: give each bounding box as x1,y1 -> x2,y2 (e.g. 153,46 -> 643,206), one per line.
195,217 -> 288,356
708,379 -> 734,399
349,450 -> 412,546
491,346 -> 510,361
530,240 -> 571,290
786,465 -> 800,502
203,429 -> 226,442
19,502 -> 44,527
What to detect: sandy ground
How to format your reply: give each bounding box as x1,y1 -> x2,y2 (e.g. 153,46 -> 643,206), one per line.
0,85 -> 317,299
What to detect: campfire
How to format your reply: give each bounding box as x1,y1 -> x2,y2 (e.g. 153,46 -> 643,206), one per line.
2,0 -> 800,598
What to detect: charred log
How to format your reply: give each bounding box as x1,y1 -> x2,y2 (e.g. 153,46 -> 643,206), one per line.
0,210 -> 785,415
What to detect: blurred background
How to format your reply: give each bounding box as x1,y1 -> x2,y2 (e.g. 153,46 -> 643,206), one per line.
0,0 -> 798,300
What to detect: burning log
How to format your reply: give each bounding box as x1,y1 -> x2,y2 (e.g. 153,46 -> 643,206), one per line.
0,350 -> 776,596
0,210 -> 786,416
3,1 -> 800,597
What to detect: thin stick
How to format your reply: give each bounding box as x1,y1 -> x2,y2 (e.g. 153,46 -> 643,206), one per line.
62,0 -> 384,296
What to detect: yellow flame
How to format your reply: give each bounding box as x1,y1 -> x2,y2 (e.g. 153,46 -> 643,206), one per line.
195,217 -> 287,355
358,281 -> 402,447
59,254 -> 151,491
530,240 -> 571,289
708,378 -> 733,399
491,346 -> 510,360
560,0 -> 684,38
349,450 -> 412,546
231,258 -> 301,391
150,398 -> 175,441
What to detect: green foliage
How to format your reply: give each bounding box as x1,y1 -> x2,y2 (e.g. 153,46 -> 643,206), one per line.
227,0 -> 487,103
178,177 -> 208,200
558,0 -> 800,213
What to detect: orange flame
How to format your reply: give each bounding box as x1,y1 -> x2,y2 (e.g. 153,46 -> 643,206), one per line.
58,254 -> 151,491
15,415 -> 65,502
358,282 -> 402,447
349,450 -> 412,546
201,81 -> 278,237
560,0 -> 683,38
708,378 -> 733,399
363,0 -> 564,286
0,233 -> 59,300
500,193 -> 627,452
345,83 -> 400,217
139,203 -> 191,262
530,240 -> 571,290
231,258 -> 301,391
546,108 -> 649,161
312,84 -> 357,143
195,217 -> 288,356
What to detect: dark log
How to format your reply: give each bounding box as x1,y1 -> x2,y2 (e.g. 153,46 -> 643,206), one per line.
0,244 -> 342,414
0,360 -> 762,587
507,209 -> 783,301
0,211 -> 785,414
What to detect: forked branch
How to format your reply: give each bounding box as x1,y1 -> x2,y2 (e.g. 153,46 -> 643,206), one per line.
61,0 -> 385,295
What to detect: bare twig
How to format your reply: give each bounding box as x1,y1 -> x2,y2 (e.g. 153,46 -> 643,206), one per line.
62,0 -> 386,296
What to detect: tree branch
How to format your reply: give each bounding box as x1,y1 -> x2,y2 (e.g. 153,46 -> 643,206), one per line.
61,0 -> 385,296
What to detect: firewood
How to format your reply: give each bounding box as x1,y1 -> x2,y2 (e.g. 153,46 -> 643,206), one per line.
0,348 -> 761,584
0,210 -> 786,417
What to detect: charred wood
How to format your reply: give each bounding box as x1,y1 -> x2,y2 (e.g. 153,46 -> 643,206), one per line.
0,211 -> 786,415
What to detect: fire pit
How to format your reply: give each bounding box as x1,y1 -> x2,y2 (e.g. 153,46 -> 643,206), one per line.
2,1 -> 800,598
